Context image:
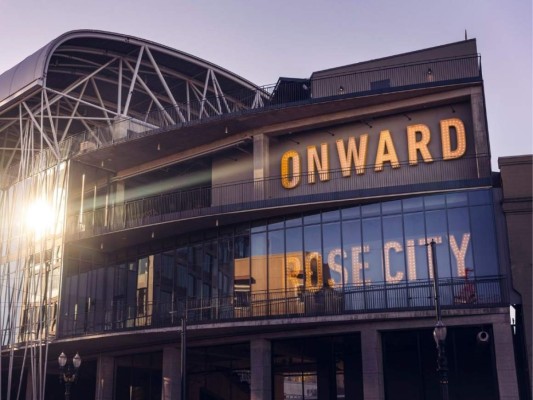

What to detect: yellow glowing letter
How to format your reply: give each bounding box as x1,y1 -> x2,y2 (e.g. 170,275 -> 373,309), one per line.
407,124 -> 433,165
305,252 -> 323,288
418,236 -> 443,279
440,118 -> 466,160
351,245 -> 370,285
375,130 -> 400,171
450,233 -> 471,277
328,248 -> 348,284
336,135 -> 368,176
281,150 -> 301,189
307,143 -> 330,184
384,241 -> 404,283
406,239 -> 417,280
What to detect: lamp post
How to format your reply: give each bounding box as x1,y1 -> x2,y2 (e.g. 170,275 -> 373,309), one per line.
58,352 -> 81,400
430,240 -> 449,400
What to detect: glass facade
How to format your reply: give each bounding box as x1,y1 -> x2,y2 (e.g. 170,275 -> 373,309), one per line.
60,189 -> 503,335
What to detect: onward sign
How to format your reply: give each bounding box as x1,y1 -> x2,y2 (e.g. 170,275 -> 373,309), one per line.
280,117 -> 466,189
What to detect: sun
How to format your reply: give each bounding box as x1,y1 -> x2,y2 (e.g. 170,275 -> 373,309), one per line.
25,198 -> 55,237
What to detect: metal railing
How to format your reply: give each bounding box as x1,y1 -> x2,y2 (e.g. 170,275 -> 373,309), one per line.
66,154 -> 492,240
1,55 -> 482,189
58,275 -> 506,338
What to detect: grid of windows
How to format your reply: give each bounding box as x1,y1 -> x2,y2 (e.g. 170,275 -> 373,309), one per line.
60,189 -> 502,335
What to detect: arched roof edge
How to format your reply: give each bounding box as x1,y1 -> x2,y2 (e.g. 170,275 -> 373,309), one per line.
0,29 -> 261,109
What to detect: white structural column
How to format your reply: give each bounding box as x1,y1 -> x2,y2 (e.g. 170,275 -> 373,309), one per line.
361,329 -> 385,400
250,339 -> 272,400
95,356 -> 114,400
493,322 -> 520,400
162,346 -> 182,400
253,134 -> 269,201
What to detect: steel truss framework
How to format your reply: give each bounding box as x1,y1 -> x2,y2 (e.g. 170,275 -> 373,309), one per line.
0,30 -> 262,400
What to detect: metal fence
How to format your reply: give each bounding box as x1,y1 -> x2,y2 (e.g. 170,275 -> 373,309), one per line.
58,275 -> 506,337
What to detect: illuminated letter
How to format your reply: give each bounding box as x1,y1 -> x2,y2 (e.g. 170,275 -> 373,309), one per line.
407,124 -> 433,165
281,150 -> 301,189
336,135 -> 368,176
384,241 -> 404,283
305,252 -> 323,288
307,143 -> 330,184
406,239 -> 417,280
328,248 -> 348,284
440,118 -> 466,160
375,130 -> 400,171
449,233 -> 471,277
351,245 -> 370,285
287,255 -> 303,290
418,237 -> 443,279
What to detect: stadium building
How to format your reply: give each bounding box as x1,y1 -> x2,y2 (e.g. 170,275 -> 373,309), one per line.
0,30 -> 530,400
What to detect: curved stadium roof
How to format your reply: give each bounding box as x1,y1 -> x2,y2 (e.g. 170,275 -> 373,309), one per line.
0,29 -> 259,108
0,30 -> 263,183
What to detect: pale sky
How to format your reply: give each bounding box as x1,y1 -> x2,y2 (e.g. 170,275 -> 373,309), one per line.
0,0 -> 531,170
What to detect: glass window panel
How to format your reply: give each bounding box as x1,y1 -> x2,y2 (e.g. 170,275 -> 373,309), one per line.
323,222 -> 343,286
382,200 -> 402,215
341,206 -> 360,220
251,220 -> 266,233
470,206 -> 499,276
234,235 -> 251,307
446,192 -> 468,208
425,210 -> 452,279
382,215 -> 406,283
268,218 -> 284,231
342,219 -> 364,285
268,230 -> 285,292
286,227 -> 304,294
304,225 -> 323,289
303,212 -> 321,225
342,219 -> 365,310
218,238 -> 233,297
322,209 -> 340,222
361,218 -> 384,283
361,203 -> 380,217
468,189 -> 491,206
424,194 -> 445,210
447,208 -> 474,278
251,232 -> 267,294
285,215 -> 302,227
403,212 -> 429,281
402,197 -> 423,212
382,215 -> 408,308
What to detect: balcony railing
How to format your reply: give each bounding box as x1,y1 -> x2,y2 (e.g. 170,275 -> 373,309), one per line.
66,154 -> 492,241
58,275 -> 506,338
1,55 -> 482,189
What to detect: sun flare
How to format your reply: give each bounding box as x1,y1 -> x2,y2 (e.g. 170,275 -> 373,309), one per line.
25,199 -> 55,237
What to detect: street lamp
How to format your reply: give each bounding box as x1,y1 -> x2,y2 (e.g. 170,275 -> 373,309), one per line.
429,240 -> 449,400
433,321 -> 449,400
58,352 -> 81,400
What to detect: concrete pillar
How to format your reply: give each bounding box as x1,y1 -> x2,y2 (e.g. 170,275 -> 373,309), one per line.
95,355 -> 114,400
493,322 -> 520,400
162,346 -> 182,400
361,329 -> 385,400
470,88 -> 491,176
250,339 -> 272,400
253,134 -> 269,200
